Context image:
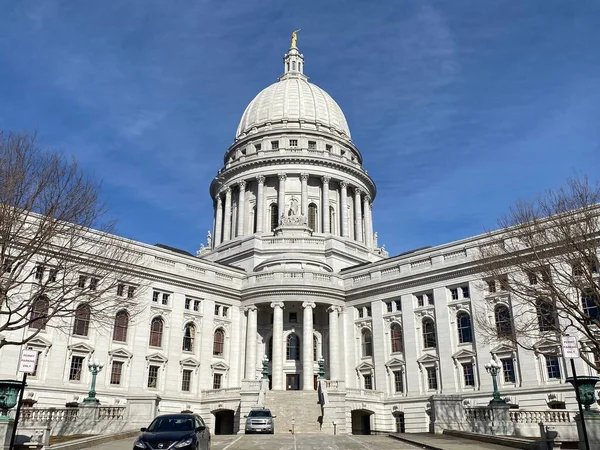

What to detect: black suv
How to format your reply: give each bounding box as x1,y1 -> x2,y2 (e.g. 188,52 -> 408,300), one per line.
244,408 -> 275,434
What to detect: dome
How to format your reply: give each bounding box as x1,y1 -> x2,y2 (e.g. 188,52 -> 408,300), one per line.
235,46 -> 351,141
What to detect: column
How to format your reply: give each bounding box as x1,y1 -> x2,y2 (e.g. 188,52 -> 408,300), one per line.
328,306 -> 341,380
223,187 -> 232,242
302,301 -> 316,390
300,173 -> 309,217
367,201 -> 374,248
256,175 -> 265,233
354,187 -> 363,243
271,302 -> 284,390
322,176 -> 330,234
214,195 -> 223,246
278,173 -> 286,219
340,181 -> 348,238
237,180 -> 246,237
364,195 -> 373,248
244,305 -> 258,379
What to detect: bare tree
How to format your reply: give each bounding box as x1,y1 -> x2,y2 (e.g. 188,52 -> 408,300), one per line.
0,131 -> 145,349
475,176 -> 600,371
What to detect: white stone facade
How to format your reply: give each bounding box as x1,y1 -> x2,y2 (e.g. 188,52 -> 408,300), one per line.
0,42 -> 595,435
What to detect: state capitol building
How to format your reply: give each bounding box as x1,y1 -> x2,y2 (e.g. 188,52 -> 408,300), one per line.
0,39 -> 590,435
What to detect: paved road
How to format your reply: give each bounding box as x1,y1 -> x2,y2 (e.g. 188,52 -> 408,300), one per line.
86,434 -> 421,450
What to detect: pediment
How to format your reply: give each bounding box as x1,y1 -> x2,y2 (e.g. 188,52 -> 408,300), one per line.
108,348 -> 133,359
452,349 -> 476,360
211,361 -> 229,371
67,342 -> 94,353
356,362 -> 374,372
180,357 -> 200,367
416,354 -> 439,364
534,338 -> 561,354
146,352 -> 168,364
490,343 -> 515,355
385,357 -> 405,369
26,336 -> 52,349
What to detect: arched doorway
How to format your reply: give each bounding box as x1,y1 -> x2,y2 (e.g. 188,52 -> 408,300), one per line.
351,409 -> 373,435
213,409 -> 235,435
393,411 -> 405,433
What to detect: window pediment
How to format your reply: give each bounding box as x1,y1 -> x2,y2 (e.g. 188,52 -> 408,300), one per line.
490,343 -> 515,355
356,362 -> 374,374
180,357 -> 200,368
108,348 -> 133,359
416,354 -> 439,365
452,349 -> 476,361
146,353 -> 168,364
385,357 -> 405,369
211,361 -> 229,372
67,342 -> 94,353
26,336 -> 52,349
534,339 -> 561,355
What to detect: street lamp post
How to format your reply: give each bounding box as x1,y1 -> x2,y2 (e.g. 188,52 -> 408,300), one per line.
317,358 -> 326,379
82,359 -> 104,405
484,359 -> 506,405
261,355 -> 269,380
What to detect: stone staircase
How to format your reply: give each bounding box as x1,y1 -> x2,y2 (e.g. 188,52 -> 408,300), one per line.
265,390 -> 323,434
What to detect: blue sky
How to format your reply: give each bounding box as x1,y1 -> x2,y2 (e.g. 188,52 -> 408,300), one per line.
1,1 -> 598,257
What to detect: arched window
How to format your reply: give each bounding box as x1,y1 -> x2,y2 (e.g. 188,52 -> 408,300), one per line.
329,206 -> 336,235
536,299 -> 557,331
268,336 -> 273,361
270,204 -> 279,232
73,303 -> 91,336
495,304 -> 513,338
213,328 -> 225,356
422,318 -> 436,348
30,296 -> 49,330
308,203 -> 318,231
183,323 -> 195,352
390,323 -> 403,353
286,333 -> 300,360
149,317 -> 164,347
112,310 -> 129,342
313,335 -> 318,360
361,329 -> 373,357
457,312 -> 473,343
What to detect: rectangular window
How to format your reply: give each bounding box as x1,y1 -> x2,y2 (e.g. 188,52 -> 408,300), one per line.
117,284 -> 125,296
393,370 -> 403,393
462,286 -> 470,298
450,288 -> 459,300
49,269 -> 58,282
426,367 -> 438,390
222,306 -> 228,317
110,361 -> 123,385
89,278 -> 98,291
385,302 -> 393,313
427,294 -> 434,306
127,286 -> 135,298
152,291 -> 159,303
213,373 -> 222,389
501,358 -> 516,383
394,300 -> 402,311
78,275 -> 86,288
357,308 -> 364,318
308,141 -> 316,150
34,265 -> 44,281
546,357 -> 561,379
271,141 -> 279,150
499,276 -> 509,291
161,293 -> 169,305
214,305 -> 220,315
193,300 -> 201,312
254,143 -> 261,152
363,374 -> 373,390
487,280 -> 496,293
185,298 -> 191,310
289,312 -> 297,323
289,139 -> 298,147
462,363 -> 475,387
69,356 -> 85,381
416,295 -> 424,307
527,271 -> 538,285
366,307 -> 371,317
325,144 -> 332,152
182,369 -> 192,392
148,365 -> 159,388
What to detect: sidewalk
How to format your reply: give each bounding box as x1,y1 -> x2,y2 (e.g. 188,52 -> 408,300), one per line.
389,433 -> 524,450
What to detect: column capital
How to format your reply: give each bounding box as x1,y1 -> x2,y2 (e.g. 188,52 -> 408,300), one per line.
302,301 -> 316,309
300,173 -> 310,182
278,173 -> 287,182
327,305 -> 342,314
364,194 -> 371,203
225,186 -> 232,195
244,305 -> 258,313
238,180 -> 247,191
339,180 -> 348,189
256,175 -> 266,184
270,302 -> 285,310
322,176 -> 331,184
216,195 -> 223,205
354,187 -> 363,196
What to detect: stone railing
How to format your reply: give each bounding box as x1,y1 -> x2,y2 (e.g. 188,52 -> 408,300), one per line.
20,407 -> 79,423
98,406 -> 126,420
509,410 -> 574,424
241,380 -> 262,391
323,380 -> 346,391
201,387 -> 241,399
465,407 -> 493,423
345,388 -> 384,401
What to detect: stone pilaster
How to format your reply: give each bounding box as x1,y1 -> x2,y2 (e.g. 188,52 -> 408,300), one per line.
339,181 -> 349,238
302,301 -> 316,390
328,306 -> 341,380
271,302 -> 284,390
223,187 -> 232,242
322,176 -> 330,234
237,180 -> 246,237
364,195 -> 373,248
278,173 -> 287,219
256,175 -> 265,233
354,188 -> 363,243
244,305 -> 258,379
300,173 -> 309,217
214,194 -> 223,246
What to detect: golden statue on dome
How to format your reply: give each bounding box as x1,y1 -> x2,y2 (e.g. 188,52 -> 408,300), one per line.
291,29 -> 301,48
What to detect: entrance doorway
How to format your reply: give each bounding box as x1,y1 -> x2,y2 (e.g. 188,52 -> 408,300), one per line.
394,412 -> 405,433
351,409 -> 373,435
213,409 -> 235,435
286,374 -> 300,390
